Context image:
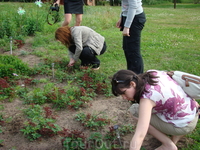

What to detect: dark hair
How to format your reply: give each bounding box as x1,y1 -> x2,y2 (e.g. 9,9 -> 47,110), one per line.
111,70 -> 159,103
55,26 -> 74,48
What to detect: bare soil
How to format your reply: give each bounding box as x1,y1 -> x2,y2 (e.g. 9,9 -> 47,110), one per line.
0,38 -> 191,150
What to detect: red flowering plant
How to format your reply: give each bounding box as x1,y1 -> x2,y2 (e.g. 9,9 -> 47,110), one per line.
59,128 -> 87,150
0,77 -> 15,100
44,85 -> 92,110
21,104 -> 61,141
75,68 -> 112,97
75,112 -> 110,131
104,124 -> 134,150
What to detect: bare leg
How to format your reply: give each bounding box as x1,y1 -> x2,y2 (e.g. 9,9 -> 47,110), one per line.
75,14 -> 82,26
131,116 -> 177,150
62,13 -> 72,26
172,135 -> 184,144
148,125 -> 177,150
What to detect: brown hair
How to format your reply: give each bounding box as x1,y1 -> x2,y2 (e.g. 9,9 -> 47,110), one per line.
111,70 -> 159,103
55,26 -> 74,48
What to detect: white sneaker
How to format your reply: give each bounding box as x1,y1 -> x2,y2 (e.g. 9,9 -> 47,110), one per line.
92,67 -> 100,70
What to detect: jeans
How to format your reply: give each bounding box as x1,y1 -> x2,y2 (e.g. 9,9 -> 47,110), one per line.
122,12 -> 146,74
80,42 -> 106,68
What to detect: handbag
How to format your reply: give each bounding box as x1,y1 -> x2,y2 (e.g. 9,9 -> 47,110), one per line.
167,71 -> 200,99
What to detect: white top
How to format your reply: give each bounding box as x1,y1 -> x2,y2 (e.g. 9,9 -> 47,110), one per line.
121,0 -> 143,28
141,70 -> 197,128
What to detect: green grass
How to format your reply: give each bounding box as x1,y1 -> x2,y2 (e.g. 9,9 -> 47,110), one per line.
145,3 -> 200,8
142,6 -> 200,74
0,2 -> 200,149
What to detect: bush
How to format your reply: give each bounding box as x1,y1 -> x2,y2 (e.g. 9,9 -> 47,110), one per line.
0,64 -> 15,78
0,55 -> 31,78
23,17 -> 44,36
0,2 -> 47,51
0,78 -> 15,100
0,17 -> 17,38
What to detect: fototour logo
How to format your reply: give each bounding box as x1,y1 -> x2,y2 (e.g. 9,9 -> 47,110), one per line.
63,139 -> 130,149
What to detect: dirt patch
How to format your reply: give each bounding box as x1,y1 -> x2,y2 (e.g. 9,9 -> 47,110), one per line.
0,39 -> 191,150
1,97 -> 162,150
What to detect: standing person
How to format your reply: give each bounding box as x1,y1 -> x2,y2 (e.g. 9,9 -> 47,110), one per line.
111,69 -> 199,150
55,26 -> 106,70
55,0 -> 84,26
116,0 -> 146,74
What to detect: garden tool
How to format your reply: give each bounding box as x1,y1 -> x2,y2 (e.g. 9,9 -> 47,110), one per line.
114,125 -> 123,149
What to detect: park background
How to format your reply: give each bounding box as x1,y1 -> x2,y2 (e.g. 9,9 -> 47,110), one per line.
0,0 -> 200,149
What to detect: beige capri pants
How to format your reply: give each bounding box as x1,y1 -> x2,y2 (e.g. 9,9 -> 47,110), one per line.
129,104 -> 199,135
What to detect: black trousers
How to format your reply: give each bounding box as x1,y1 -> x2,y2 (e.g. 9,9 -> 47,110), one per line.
69,42 -> 106,68
122,12 -> 146,74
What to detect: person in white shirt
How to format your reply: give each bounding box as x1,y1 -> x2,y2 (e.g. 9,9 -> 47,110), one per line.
111,69 -> 199,150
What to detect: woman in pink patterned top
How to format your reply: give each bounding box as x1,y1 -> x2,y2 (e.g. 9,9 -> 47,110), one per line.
111,69 -> 199,150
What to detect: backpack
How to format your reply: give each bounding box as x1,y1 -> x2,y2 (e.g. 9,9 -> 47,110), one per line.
167,71 -> 200,100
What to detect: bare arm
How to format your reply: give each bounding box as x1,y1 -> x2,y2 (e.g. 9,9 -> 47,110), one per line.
116,18 -> 121,28
130,98 -> 155,150
55,0 -> 60,5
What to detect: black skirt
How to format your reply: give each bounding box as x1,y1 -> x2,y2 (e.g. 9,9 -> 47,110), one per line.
64,0 -> 84,14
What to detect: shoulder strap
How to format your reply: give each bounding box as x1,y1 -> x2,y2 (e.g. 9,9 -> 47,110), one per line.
182,75 -> 200,87
166,71 -> 174,78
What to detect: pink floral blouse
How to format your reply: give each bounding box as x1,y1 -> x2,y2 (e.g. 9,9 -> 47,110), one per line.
141,70 -> 197,127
